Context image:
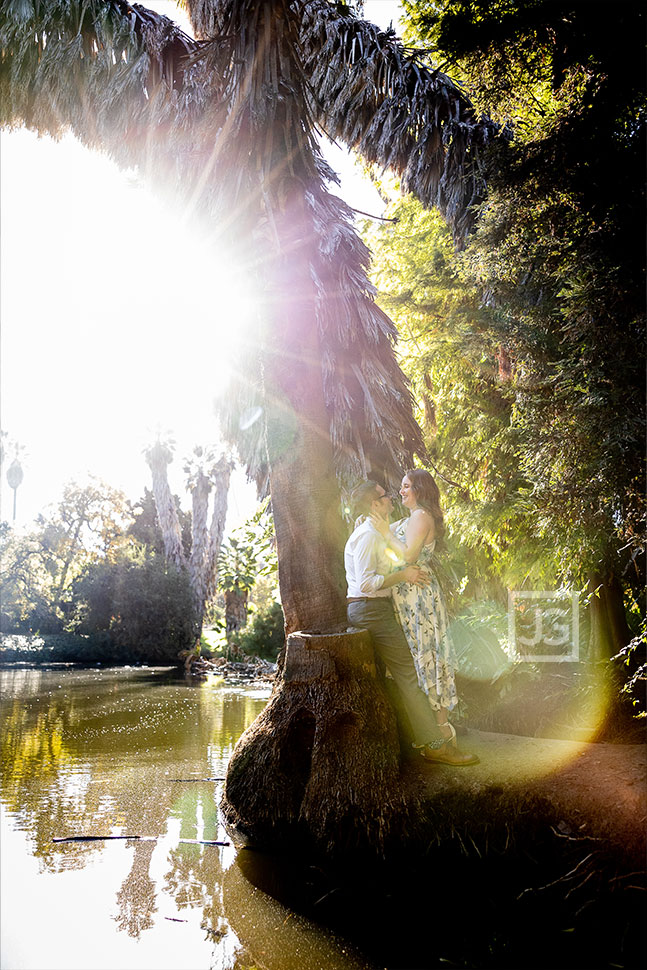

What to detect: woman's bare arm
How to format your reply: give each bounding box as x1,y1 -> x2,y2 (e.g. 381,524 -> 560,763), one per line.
370,508 -> 434,563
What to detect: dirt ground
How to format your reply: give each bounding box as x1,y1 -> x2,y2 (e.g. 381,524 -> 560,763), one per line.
409,728 -> 647,862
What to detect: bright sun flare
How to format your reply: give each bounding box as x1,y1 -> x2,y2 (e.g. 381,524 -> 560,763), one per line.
1,1 -> 400,526
1,129 -> 258,522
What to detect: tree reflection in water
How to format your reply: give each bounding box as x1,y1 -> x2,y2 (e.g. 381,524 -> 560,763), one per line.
0,668 -> 266,952
114,839 -> 158,937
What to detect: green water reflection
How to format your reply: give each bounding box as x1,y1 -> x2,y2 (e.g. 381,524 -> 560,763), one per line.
0,667 -> 369,970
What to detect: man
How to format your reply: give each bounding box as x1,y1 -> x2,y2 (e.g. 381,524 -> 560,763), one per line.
345,480 -> 479,766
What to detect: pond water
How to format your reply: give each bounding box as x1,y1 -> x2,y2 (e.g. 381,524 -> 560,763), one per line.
0,667 -> 371,970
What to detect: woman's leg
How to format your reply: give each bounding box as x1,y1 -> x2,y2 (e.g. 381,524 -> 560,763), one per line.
424,690 -> 457,746
434,705 -> 457,746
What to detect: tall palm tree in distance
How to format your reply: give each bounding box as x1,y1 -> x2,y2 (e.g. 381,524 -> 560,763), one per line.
144,439 -> 232,640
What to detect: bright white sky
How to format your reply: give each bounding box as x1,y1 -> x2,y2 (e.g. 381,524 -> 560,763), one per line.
0,1 -> 403,532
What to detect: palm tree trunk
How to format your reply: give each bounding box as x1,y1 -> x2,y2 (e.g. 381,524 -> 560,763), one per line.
221,191 -> 417,856
145,443 -> 186,570
187,454 -> 233,639
263,194 -> 348,636
188,468 -> 212,627
217,0 -> 418,855
204,458 -> 232,604
221,628 -> 420,856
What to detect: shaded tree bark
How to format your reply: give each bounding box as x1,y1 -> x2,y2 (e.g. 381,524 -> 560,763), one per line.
188,467 -> 212,619
221,628 -> 421,855
588,571 -> 632,661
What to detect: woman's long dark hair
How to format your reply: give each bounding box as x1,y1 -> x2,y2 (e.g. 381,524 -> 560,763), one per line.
405,468 -> 445,539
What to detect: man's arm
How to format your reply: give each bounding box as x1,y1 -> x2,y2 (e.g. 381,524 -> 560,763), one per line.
381,564 -> 429,589
354,531 -> 428,594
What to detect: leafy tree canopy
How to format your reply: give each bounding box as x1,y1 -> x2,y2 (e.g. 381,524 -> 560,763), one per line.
395,0 -> 645,610
1,479 -> 134,633
218,500 -> 277,596
364,197 -> 558,597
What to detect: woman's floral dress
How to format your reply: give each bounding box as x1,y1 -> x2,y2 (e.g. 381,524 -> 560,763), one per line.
391,518 -> 458,712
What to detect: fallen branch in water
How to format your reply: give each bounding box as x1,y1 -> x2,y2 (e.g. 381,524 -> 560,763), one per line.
53,835 -> 155,842
170,777 -> 225,782
52,835 -> 229,846
178,838 -> 229,846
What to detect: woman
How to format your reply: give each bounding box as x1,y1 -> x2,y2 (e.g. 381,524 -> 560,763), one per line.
371,469 -> 466,750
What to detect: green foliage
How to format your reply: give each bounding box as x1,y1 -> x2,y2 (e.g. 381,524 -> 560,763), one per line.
1,483 -> 197,664
613,619 -> 647,719
366,2 -> 645,640
402,1 -> 645,152
71,546 -> 197,663
396,1 -> 646,589
364,197 -> 556,596
218,501 -> 277,596
216,501 -> 279,645
218,541 -> 262,595
0,631 -> 131,665
0,479 -> 134,634
234,600 -> 285,661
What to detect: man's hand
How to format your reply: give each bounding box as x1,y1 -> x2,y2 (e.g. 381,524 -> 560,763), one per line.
402,564 -> 430,586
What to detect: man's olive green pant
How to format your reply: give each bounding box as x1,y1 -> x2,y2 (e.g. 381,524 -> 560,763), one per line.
347,598 -> 444,748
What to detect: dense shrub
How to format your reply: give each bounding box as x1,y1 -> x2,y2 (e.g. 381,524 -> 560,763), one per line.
234,600 -> 285,660
0,632 -> 130,664
72,549 -> 197,663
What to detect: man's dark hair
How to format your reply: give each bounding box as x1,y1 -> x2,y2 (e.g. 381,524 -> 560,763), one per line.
350,480 -> 382,517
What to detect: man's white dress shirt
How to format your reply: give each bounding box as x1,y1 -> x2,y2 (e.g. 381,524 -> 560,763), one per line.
344,517 -> 397,598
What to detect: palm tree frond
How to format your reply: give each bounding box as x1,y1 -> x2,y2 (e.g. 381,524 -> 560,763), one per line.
0,0 -> 204,177
308,174 -> 426,488
301,0 -> 501,242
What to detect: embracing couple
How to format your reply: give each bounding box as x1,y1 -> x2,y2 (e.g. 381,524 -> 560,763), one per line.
344,471 -> 478,766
